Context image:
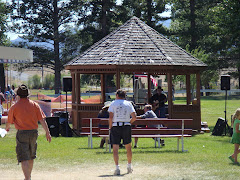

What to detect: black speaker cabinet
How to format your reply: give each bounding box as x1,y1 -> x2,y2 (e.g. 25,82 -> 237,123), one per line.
46,117 -> 60,137
63,77 -> 72,92
221,75 -> 230,90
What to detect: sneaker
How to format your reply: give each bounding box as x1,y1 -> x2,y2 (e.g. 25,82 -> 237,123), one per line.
160,139 -> 165,146
114,169 -> 120,175
134,145 -> 137,148
127,166 -> 133,174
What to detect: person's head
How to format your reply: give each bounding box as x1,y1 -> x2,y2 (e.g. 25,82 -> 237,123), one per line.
116,89 -> 126,99
232,108 -> 240,121
157,86 -> 163,94
16,84 -> 30,98
144,104 -> 152,112
102,101 -> 111,111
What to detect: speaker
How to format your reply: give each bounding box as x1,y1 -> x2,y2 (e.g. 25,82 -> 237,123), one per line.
212,117 -> 225,136
60,121 -> 73,137
221,75 -> 230,90
46,117 -> 60,137
63,77 -> 72,92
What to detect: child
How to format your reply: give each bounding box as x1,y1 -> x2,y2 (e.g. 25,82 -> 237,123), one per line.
229,108 -> 240,165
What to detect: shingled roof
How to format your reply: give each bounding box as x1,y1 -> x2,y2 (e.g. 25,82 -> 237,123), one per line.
66,16 -> 207,67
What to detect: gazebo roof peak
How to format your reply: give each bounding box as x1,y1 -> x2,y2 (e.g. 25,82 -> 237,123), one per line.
66,16 -> 207,68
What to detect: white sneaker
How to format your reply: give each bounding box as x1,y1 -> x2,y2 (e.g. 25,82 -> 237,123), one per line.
127,166 -> 133,174
114,169 -> 120,175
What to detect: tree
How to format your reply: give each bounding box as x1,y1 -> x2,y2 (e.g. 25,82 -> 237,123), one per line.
0,0 -> 10,92
210,0 -> 240,87
169,0 -> 220,51
119,0 -> 169,34
9,0 -> 82,94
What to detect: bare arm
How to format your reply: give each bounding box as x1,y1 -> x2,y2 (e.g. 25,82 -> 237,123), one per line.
39,118 -> 52,143
109,112 -> 113,129
130,112 -> 137,124
5,123 -> 11,131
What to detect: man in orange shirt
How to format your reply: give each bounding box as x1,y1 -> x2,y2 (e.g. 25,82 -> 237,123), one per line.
6,84 -> 51,180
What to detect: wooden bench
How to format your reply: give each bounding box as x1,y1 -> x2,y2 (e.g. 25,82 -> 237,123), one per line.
98,118 -> 193,152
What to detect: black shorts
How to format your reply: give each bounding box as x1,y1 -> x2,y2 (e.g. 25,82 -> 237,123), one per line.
110,126 -> 132,145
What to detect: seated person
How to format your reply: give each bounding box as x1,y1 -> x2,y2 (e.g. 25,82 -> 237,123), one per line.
98,103 -> 110,148
134,104 -> 164,148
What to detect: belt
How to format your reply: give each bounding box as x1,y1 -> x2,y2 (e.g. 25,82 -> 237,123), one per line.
112,122 -> 131,127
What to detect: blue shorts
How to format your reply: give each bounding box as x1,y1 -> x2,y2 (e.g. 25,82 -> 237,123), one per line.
110,125 -> 132,145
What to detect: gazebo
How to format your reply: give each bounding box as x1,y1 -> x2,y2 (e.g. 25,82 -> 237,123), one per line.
65,16 -> 207,132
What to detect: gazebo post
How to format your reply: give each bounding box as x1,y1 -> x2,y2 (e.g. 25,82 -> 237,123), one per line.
186,74 -> 191,105
71,72 -> 76,104
167,73 -> 173,118
147,74 -> 151,102
76,73 -> 81,104
116,69 -> 120,89
101,74 -> 106,103
196,73 -> 201,106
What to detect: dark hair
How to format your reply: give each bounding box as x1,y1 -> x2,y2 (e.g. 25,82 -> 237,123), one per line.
116,89 -> 126,99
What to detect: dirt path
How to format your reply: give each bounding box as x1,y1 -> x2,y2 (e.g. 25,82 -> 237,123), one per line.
0,163 -> 189,180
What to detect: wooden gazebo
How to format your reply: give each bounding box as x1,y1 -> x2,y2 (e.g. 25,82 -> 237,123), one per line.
65,16 -> 207,132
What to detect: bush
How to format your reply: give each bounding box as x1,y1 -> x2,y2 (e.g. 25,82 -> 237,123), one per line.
43,74 -> 55,90
28,74 -> 42,89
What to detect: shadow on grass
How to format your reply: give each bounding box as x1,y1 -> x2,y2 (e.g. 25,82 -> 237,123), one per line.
95,149 -> 189,154
98,173 -> 128,178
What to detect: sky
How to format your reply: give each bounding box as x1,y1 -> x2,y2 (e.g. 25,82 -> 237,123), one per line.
7,1 -> 171,41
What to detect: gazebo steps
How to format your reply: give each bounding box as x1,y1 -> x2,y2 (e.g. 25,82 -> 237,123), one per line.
201,122 -> 210,133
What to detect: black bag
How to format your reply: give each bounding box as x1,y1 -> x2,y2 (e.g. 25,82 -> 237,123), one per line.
212,117 -> 226,136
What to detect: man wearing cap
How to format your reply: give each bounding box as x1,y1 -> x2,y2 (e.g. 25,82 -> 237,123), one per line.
6,84 -> 51,180
108,89 -> 136,175
149,86 -> 167,118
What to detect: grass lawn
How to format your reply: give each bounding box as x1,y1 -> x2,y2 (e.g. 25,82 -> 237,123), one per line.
0,95 -> 240,179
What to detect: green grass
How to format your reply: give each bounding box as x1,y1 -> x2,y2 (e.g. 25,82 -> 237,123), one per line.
1,94 -> 240,179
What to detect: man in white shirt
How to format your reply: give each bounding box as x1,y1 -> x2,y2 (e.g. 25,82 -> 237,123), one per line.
108,89 -> 137,175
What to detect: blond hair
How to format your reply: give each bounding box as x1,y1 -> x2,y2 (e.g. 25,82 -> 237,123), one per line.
232,108 -> 240,122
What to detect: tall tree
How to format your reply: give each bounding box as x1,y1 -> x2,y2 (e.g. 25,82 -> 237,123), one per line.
9,0 -> 81,94
169,0 -> 220,51
76,0 -> 118,51
119,0 -> 169,34
210,0 -> 240,87
0,0 -> 9,92
169,0 -> 228,88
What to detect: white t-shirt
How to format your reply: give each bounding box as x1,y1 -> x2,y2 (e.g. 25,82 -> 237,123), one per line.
108,99 -> 135,123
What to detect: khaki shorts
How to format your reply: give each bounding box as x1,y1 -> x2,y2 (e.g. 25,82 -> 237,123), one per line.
16,129 -> 38,163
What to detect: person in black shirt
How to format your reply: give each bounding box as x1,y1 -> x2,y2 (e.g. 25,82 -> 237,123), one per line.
149,86 -> 167,118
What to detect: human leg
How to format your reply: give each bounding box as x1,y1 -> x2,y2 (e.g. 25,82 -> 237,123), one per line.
112,144 -> 120,175
21,159 -> 33,180
125,143 -> 132,164
232,144 -> 240,163
134,137 -> 138,148
113,144 -> 120,165
125,143 -> 133,173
